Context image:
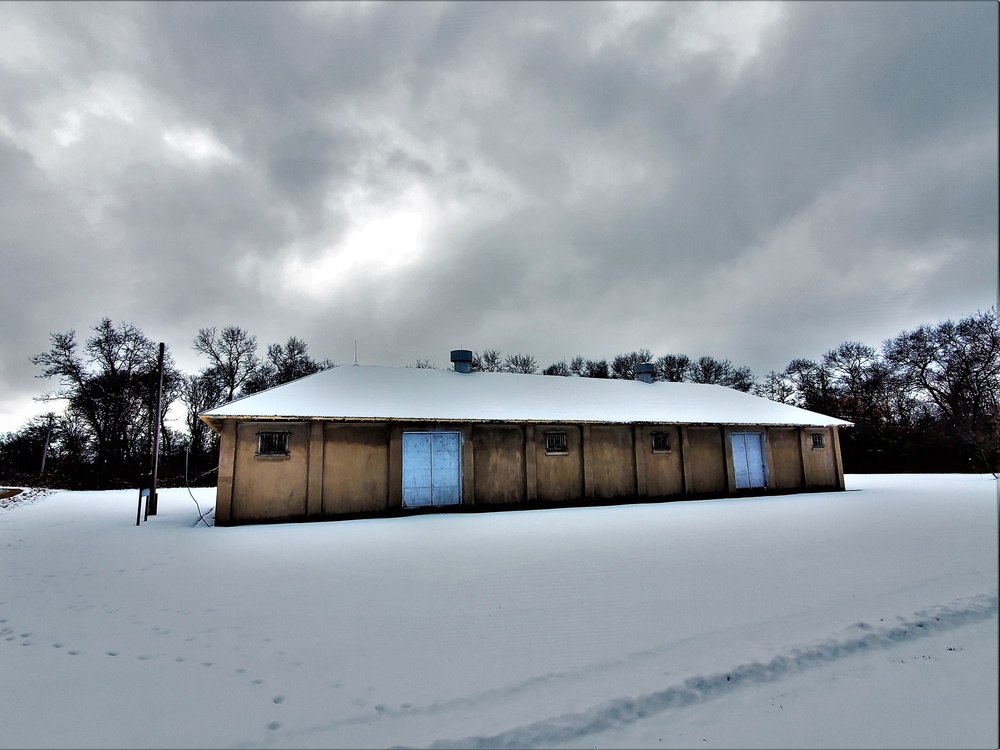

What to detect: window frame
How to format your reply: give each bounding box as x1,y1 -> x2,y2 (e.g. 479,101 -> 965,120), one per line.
256,430 -> 291,457
651,431 -> 672,453
544,431 -> 569,455
810,432 -> 826,450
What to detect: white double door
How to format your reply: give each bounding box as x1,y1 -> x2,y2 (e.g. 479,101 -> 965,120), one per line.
402,432 -> 462,507
730,431 -> 767,489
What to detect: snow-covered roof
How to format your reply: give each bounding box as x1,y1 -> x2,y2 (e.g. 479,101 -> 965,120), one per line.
200,365 -> 851,430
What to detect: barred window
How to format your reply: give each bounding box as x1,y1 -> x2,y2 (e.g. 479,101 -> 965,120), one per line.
545,431 -> 568,454
651,432 -> 671,452
257,431 -> 290,456
811,432 -> 826,449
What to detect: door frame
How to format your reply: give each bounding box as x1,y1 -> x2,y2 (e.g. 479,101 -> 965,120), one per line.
727,429 -> 769,491
401,430 -> 464,508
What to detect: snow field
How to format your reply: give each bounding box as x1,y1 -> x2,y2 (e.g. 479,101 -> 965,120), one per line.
0,474 -> 996,748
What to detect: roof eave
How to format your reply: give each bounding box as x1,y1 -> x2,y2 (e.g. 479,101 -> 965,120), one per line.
198,414 -> 852,429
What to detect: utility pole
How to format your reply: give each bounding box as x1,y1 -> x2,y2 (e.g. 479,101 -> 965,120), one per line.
148,342 -> 165,516
39,412 -> 54,477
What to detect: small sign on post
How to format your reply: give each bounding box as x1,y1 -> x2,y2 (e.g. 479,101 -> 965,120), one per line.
137,472 -> 153,526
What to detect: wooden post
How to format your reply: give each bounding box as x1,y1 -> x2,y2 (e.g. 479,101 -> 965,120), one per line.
39,412 -> 53,477
524,424 -> 537,502
582,424 -> 594,498
680,426 -> 692,495
633,424 -> 647,498
148,343 -> 165,516
306,421 -> 324,516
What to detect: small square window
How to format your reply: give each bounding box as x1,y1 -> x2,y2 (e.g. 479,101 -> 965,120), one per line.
811,433 -> 825,449
651,432 -> 671,452
545,431 -> 568,454
257,431 -> 290,456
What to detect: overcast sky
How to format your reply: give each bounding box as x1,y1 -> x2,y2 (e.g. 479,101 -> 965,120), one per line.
1,1 -> 997,432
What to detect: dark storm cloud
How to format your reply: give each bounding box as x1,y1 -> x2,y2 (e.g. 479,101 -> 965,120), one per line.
0,138 -> 119,397
1,1 -> 996,430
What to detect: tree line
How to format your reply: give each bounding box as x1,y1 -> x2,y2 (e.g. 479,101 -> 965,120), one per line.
0,322 -> 332,489
452,348 -> 756,392
0,309 -> 996,488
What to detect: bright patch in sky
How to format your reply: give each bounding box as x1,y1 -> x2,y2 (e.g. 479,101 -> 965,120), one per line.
278,186 -> 433,297
52,110 -> 82,146
162,128 -> 234,163
673,1 -> 783,76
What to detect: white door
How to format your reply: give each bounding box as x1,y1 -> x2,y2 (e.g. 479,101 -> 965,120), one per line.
402,432 -> 462,507
731,432 -> 766,489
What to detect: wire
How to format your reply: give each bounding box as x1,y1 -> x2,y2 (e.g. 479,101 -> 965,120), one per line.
186,483 -> 214,528
185,450 -> 215,528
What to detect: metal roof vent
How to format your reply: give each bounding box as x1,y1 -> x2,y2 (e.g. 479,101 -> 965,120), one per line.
634,362 -> 656,383
450,349 -> 474,373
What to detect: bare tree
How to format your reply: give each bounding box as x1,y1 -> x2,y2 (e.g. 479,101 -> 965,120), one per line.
780,357 -> 837,414
472,349 -> 504,372
192,326 -> 263,403
610,349 -> 653,380
182,372 -> 225,456
31,319 -> 181,480
884,308 -> 1000,470
504,353 -> 538,374
685,356 -> 755,393
654,354 -> 691,382
243,336 -> 334,393
725,365 -> 756,393
543,360 -> 571,376
688,356 -> 730,385
755,370 -> 796,404
269,337 -> 332,383
583,358 -> 610,378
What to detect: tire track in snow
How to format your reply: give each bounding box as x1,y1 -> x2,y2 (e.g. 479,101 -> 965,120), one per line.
426,593 -> 998,750
246,621 -> 746,748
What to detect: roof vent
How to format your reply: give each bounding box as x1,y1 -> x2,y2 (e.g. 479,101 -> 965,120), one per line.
634,362 -> 656,383
450,349 -> 474,373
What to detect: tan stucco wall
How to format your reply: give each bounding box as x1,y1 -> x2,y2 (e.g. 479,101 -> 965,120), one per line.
683,426 -> 727,495
472,424 -> 526,505
801,427 -> 841,489
638,425 -> 684,497
322,423 -> 390,514
767,427 -> 804,490
231,422 -> 310,520
214,418 -> 846,524
587,424 -> 636,499
533,424 -> 584,503
214,420 -> 237,524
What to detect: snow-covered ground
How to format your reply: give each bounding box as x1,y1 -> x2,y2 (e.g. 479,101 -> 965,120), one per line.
0,475 -> 996,749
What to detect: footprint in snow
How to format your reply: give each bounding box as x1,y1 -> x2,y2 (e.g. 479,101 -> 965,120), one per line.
272,695 -> 285,704
267,722 -> 281,731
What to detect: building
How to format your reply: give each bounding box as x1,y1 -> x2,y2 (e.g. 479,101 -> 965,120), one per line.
200,351 -> 851,526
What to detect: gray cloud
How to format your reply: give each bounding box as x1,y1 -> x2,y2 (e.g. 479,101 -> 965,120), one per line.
1,0 -> 996,430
